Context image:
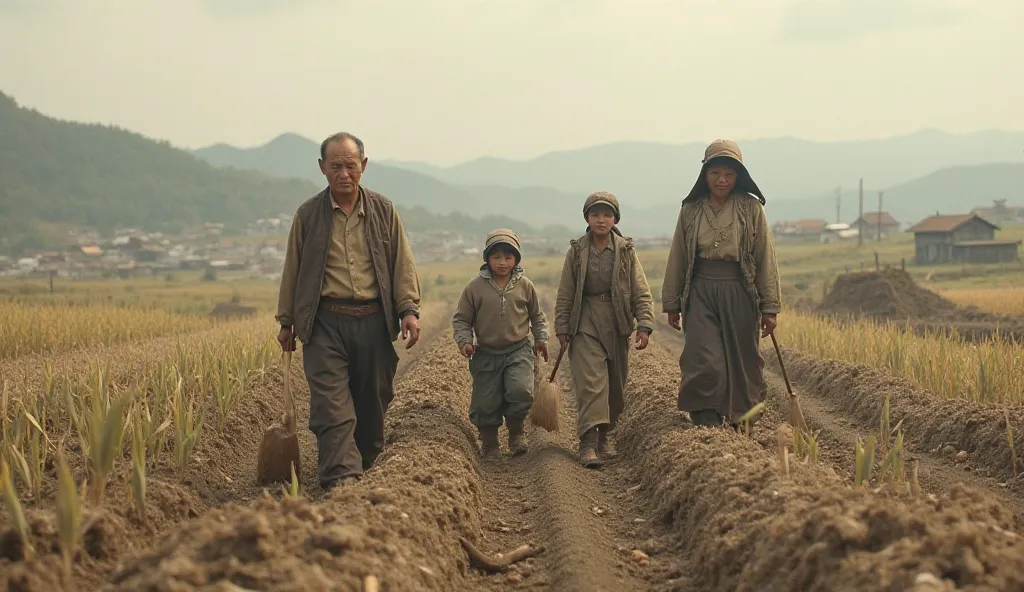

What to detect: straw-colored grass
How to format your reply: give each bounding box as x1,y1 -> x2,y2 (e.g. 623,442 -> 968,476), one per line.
776,310 -> 1024,405
941,287 -> 1024,316
0,302 -> 211,360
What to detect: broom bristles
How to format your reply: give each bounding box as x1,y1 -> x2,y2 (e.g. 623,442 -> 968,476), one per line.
788,394 -> 808,433
530,362 -> 559,432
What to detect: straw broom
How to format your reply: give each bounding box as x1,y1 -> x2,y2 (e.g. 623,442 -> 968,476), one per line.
530,343 -> 565,433
770,333 -> 808,432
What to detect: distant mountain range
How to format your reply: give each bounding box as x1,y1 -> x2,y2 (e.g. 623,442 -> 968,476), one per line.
0,91 -> 565,255
194,131 -> 1024,236
381,130 -> 1024,207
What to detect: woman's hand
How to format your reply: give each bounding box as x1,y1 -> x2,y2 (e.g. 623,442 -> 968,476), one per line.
760,313 -> 777,338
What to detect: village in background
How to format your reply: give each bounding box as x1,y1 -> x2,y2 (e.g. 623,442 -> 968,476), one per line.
4,196 -> 1021,283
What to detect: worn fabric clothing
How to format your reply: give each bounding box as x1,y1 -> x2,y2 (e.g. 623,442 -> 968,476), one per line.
276,186 -> 421,343
571,316 -> 630,438
696,198 -> 741,262
452,266 -> 549,351
554,231 -> 655,339
563,237 -> 631,438
468,340 -> 535,428
302,306 -> 399,486
322,195 -> 379,301
677,260 -> 765,421
661,193 -> 782,324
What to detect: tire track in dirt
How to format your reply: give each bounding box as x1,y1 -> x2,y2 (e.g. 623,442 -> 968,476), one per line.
620,337 -> 1024,591
463,298 -> 689,591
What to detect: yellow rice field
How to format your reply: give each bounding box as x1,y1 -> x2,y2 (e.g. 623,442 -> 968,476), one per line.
777,310 -> 1024,405
0,302 -> 214,360
940,287 -> 1024,316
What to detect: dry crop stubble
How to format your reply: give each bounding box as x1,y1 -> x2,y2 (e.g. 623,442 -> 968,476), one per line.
777,310 -> 1024,405
942,287 -> 1024,316
108,329 -> 493,592
763,347 -> 1024,485
0,301 -> 212,360
0,317 -> 287,591
616,336 -> 1024,591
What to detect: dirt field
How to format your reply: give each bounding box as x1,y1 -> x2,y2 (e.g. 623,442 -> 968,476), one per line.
5,294 -> 1024,591
817,269 -> 1024,342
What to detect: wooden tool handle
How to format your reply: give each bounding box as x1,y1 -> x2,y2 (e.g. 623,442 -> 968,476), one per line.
770,333 -> 794,397
548,341 -> 567,383
283,350 -> 296,432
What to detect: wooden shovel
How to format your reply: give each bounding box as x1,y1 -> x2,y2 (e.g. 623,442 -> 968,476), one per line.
257,350 -> 301,485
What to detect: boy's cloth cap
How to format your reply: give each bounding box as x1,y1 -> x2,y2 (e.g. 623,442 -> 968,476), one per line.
483,228 -> 522,260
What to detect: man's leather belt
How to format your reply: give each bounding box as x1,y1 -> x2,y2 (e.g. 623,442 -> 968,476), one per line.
319,299 -> 380,317
585,292 -> 612,302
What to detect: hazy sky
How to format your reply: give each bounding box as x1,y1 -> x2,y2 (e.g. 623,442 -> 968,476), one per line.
1,0 -> 1020,166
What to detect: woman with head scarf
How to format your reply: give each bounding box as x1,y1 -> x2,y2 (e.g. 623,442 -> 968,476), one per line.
661,140 -> 782,428
554,191 -> 655,467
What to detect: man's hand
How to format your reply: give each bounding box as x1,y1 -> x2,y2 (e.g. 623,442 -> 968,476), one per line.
667,312 -> 681,331
557,334 -> 568,353
635,331 -> 650,350
761,313 -> 777,338
401,314 -> 421,349
460,343 -> 476,358
534,342 -> 549,362
277,326 -> 296,352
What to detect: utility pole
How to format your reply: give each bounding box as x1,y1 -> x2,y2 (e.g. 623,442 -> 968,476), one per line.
835,186 -> 841,223
858,178 -> 864,247
877,191 -> 884,241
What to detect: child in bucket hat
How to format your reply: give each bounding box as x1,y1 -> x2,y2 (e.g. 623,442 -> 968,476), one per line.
452,229 -> 549,459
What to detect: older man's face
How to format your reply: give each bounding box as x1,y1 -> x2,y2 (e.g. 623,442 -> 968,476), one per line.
319,138 -> 367,197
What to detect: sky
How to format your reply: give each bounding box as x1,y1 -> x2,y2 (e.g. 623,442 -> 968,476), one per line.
0,0 -> 1020,166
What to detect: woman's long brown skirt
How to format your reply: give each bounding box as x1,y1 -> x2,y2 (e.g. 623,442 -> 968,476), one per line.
677,260 -> 765,423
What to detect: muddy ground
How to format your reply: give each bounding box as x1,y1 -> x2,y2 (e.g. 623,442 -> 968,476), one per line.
816,269 -> 1024,342
6,295 -> 1024,591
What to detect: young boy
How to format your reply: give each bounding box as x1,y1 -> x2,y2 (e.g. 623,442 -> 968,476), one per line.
554,191 -> 654,467
452,229 -> 550,459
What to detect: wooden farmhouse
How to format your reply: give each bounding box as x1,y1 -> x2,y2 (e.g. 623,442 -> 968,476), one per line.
907,213 -> 1020,265
851,211 -> 900,241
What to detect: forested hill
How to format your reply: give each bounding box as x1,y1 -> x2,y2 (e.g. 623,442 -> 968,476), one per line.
0,92 -> 563,254
0,92 -> 315,251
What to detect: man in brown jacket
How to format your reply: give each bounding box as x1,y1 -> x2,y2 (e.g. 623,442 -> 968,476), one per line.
276,132 -> 422,490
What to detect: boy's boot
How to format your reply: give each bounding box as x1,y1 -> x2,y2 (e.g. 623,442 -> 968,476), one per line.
507,419 -> 528,455
579,428 -> 603,468
479,426 -> 501,459
597,425 -> 617,458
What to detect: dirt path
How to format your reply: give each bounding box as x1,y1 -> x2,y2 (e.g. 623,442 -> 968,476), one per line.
652,314 -> 1024,529
463,302 -> 690,591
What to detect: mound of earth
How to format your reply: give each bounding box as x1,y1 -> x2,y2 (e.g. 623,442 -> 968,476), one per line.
816,269 -> 960,321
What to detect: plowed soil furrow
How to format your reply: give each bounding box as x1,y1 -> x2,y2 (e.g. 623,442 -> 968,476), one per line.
0,302 -> 452,591
760,371 -> 1024,525
653,314 -> 1024,519
109,326 -> 485,591
621,336 -> 1024,591
464,348 -> 689,591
